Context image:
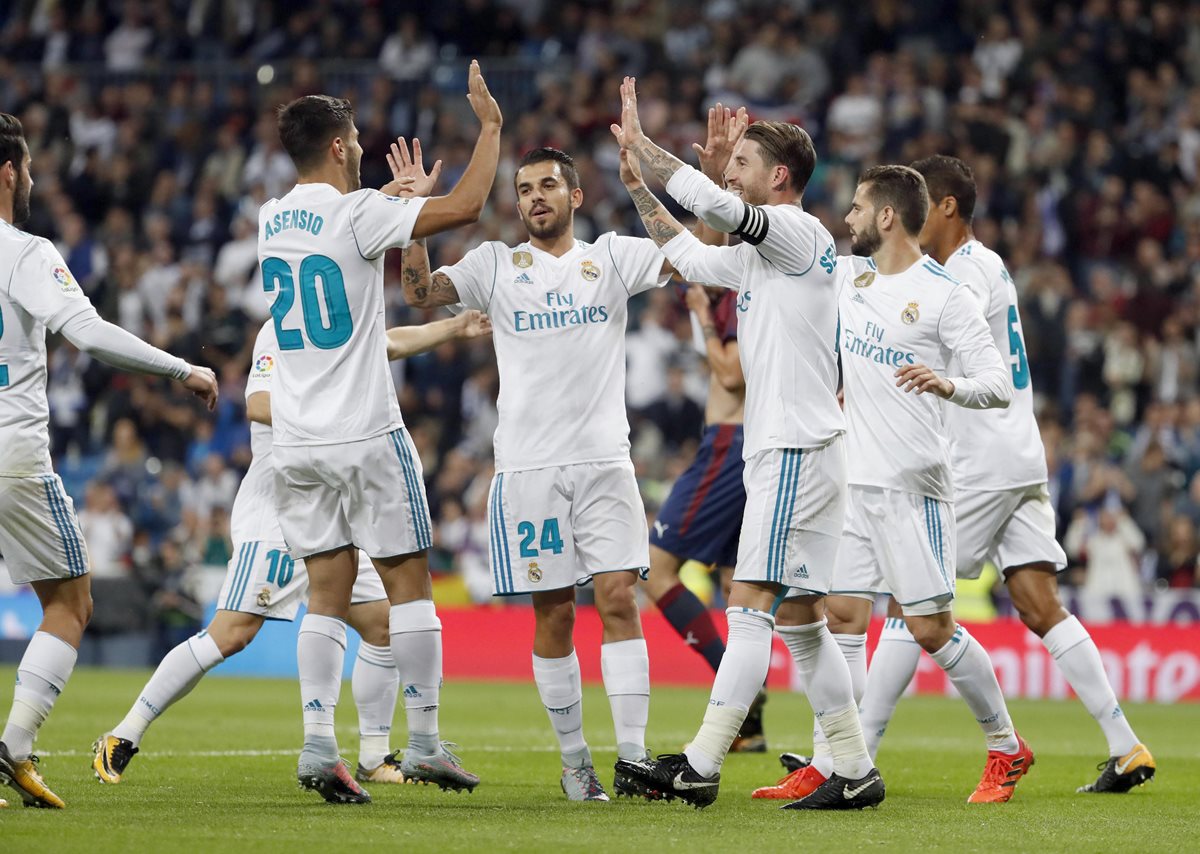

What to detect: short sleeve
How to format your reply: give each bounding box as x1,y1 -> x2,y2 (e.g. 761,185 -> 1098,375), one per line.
6,239 -> 93,333
606,235 -> 669,296
348,191 -> 429,259
245,322 -> 278,401
435,242 -> 499,311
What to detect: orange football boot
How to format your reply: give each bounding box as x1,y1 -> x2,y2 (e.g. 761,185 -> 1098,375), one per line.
752,764 -> 827,800
968,735 -> 1034,804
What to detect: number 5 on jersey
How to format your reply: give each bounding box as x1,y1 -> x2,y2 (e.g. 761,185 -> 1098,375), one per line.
262,254 -> 354,350
518,518 -> 565,558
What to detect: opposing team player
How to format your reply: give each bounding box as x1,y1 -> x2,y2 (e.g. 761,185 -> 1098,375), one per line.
643,105 -> 765,753
814,165 -> 1030,804
849,155 -> 1154,794
401,141 -> 672,802
92,311 -> 491,787
0,112 -> 218,809
609,78 -> 881,811
261,61 -> 501,804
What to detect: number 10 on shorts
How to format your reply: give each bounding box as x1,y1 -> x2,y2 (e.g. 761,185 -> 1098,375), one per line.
518,518 -> 564,557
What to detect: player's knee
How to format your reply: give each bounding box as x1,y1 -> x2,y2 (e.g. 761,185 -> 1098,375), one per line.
907,619 -> 953,653
596,585 -> 638,628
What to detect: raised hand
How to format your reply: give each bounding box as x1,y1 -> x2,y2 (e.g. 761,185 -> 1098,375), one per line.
615,144 -> 644,188
384,137 -> 443,198
692,103 -> 748,183
466,59 -> 502,128
181,364 -> 218,411
458,309 -> 493,339
610,76 -> 645,149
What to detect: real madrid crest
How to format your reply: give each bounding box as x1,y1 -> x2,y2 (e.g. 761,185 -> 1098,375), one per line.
580,260 -> 600,282
513,250 -> 533,268
257,587 -> 272,607
854,271 -> 875,288
527,561 -> 543,583
901,301 -> 920,324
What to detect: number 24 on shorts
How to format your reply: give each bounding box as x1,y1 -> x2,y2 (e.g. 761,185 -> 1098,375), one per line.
518,518 -> 564,558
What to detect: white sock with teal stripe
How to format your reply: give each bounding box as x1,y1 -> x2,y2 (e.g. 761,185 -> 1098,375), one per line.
389,600 -> 442,755
3,632 -> 77,759
113,631 -> 224,747
859,617 -> 921,760
1041,615 -> 1139,756
930,624 -> 1019,753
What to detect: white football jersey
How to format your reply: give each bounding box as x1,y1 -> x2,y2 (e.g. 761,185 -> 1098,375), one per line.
230,322 -> 284,544
440,234 -> 666,472
0,220 -> 93,476
659,205 -> 844,458
943,240 -> 1047,490
257,184 -> 426,446
837,254 -> 1011,501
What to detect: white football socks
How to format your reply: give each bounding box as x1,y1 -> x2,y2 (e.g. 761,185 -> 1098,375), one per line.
859,617 -> 921,760
389,600 -> 442,755
777,620 -> 873,780
113,631 -> 224,748
600,638 -> 650,762
298,614 -> 346,744
1042,615 -> 1139,756
930,624 -> 1019,753
352,641 -> 400,769
685,608 -> 774,779
532,650 -> 589,767
2,631 -> 77,759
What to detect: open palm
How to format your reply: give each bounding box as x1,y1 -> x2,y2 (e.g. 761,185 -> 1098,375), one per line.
384,137 -> 443,198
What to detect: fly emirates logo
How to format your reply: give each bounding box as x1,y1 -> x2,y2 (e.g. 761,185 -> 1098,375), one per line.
842,320 -> 917,367
513,291 -> 610,333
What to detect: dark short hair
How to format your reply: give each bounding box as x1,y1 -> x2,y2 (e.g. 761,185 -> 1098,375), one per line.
277,95 -> 355,173
516,147 -> 580,192
0,113 -> 26,174
744,121 -> 816,194
859,164 -> 929,235
910,154 -> 976,222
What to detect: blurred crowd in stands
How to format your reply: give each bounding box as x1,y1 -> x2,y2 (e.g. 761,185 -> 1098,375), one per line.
2,1 -> 1200,648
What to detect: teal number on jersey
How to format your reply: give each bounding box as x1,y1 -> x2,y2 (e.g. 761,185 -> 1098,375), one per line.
262,257 -> 304,350
1007,304 -> 1030,390
0,304 -> 8,387
261,254 -> 353,350
518,518 -> 565,558
265,549 -> 296,587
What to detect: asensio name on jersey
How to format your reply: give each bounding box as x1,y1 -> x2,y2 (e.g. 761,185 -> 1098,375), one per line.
837,254 -> 1011,501
437,233 -> 667,473
942,240 -> 1047,490
257,186 -> 427,446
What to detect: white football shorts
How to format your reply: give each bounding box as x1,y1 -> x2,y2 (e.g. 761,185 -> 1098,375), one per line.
0,473 -> 90,584
273,427 -> 432,560
830,485 -> 956,616
216,541 -> 388,620
734,437 -> 847,597
488,460 -> 649,596
955,483 -> 1067,578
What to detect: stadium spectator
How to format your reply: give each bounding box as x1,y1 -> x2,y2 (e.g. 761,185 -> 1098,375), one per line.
1,0 -> 1200,618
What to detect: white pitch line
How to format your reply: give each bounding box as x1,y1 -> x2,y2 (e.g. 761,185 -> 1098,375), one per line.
40,745 -> 620,759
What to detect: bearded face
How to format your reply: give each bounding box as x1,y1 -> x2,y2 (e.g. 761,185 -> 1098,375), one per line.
11,151 -> 31,224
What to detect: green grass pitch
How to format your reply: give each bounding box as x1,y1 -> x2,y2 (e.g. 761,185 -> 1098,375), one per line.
1,666 -> 1196,852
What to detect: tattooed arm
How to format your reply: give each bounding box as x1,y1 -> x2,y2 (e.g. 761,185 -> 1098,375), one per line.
400,240 -> 462,308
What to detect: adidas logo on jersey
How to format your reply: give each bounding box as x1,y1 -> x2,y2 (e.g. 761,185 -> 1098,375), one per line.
851,292 -> 866,304
514,273 -> 533,284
